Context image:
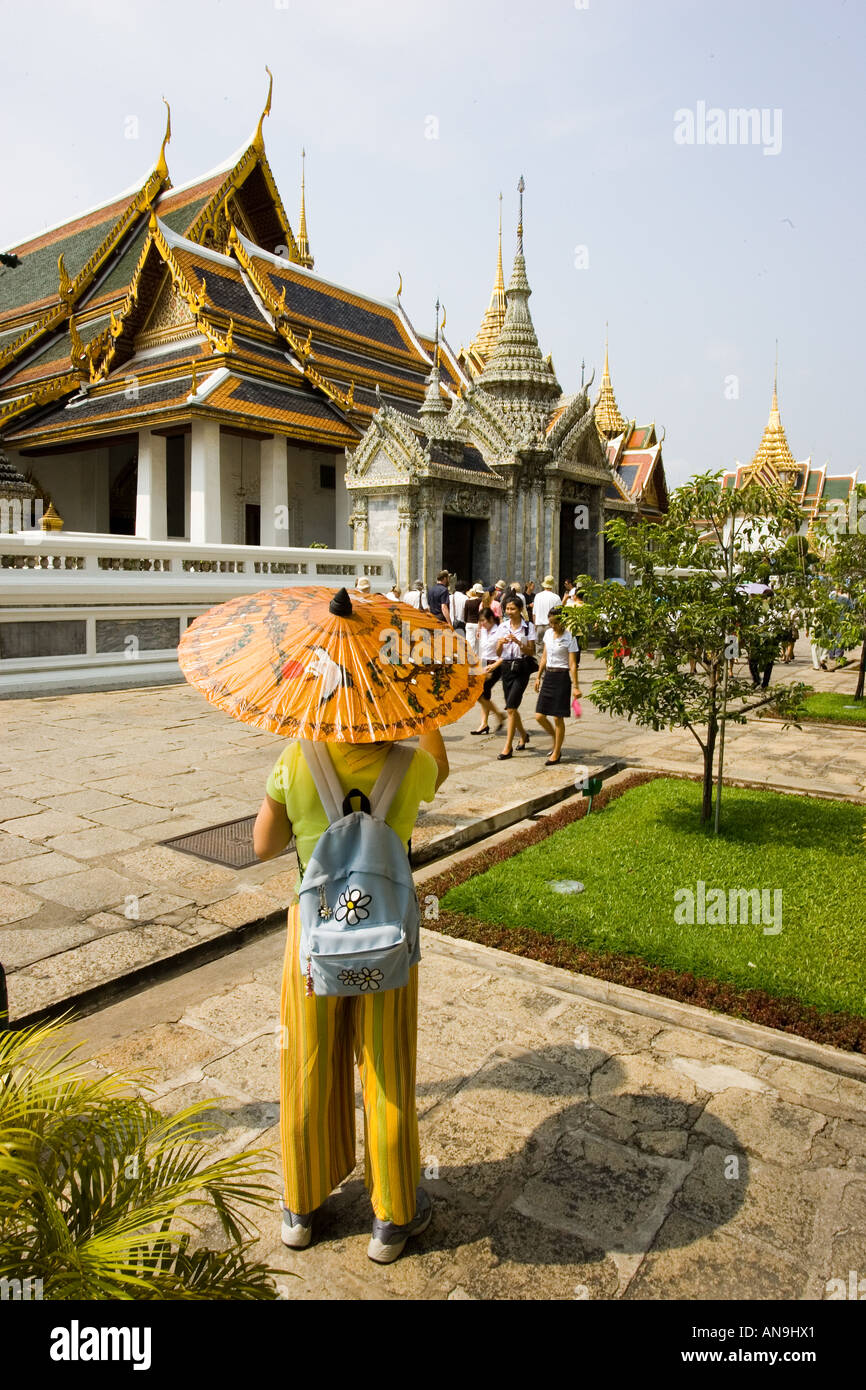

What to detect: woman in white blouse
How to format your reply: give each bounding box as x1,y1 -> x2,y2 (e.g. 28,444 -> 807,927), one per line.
534,607 -> 581,765
494,599 -> 537,759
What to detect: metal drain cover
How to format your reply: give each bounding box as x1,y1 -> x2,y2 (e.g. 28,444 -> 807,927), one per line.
161,816 -> 293,869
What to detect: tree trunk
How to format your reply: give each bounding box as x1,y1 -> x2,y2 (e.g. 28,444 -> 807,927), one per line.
701,714 -> 717,823
856,630 -> 866,702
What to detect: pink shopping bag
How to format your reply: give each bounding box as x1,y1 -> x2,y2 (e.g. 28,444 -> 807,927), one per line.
571,697 -> 582,719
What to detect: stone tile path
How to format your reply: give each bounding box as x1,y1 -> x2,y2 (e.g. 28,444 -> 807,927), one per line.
68,925 -> 866,1300
2,639 -> 864,1017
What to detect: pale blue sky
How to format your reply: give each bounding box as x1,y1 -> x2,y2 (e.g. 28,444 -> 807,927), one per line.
2,0 -> 862,486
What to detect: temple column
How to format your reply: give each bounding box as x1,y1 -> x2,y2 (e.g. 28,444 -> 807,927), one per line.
259,435 -> 288,547
544,480 -> 561,584
189,418 -> 222,544
595,485 -> 606,580
135,430 -> 167,540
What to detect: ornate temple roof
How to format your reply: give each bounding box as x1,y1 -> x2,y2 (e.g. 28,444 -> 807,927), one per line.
740,371 -> 798,483
721,368 -> 856,523
0,81 -> 463,452
594,334 -> 628,440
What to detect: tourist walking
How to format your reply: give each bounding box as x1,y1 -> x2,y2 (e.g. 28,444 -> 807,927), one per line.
427,570 -> 452,624
524,581 -> 536,623
463,582 -> 485,652
532,575 -> 561,653
403,580 -> 428,611
450,578 -> 468,632
385,582 -> 401,601
747,592 -> 779,690
494,598 -> 537,759
534,607 -> 581,765
490,581 -> 506,620
471,607 -> 505,733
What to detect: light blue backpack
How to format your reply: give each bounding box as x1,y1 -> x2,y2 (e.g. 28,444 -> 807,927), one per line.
297,740 -> 421,997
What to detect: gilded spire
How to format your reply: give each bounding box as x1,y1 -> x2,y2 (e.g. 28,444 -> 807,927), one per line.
745,353 -> 798,481
297,147 -> 314,269
595,325 -> 628,440
467,193 -> 508,367
477,176 -> 560,411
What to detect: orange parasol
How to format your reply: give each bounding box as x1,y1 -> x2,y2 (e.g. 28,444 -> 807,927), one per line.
177,585 -> 484,743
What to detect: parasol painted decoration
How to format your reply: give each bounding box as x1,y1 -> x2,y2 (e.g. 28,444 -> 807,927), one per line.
178,585 -> 484,743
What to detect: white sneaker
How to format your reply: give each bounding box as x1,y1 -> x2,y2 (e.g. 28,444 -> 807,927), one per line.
280,1206 -> 313,1250
367,1189 -> 432,1264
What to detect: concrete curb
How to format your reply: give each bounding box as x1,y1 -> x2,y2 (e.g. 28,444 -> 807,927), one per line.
410,759 -> 625,865
419,929 -> 866,1083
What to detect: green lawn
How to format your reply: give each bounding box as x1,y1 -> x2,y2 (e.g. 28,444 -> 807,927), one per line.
798,692 -> 866,725
442,779 -> 866,1016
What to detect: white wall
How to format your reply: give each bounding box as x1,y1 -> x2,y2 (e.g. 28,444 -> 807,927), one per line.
14,447 -> 110,531
286,444 -> 339,547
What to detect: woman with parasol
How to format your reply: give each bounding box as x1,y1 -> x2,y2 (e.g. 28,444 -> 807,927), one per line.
178,584 -> 482,1264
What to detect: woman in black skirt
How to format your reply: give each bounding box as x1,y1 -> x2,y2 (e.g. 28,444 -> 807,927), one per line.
534,607 -> 581,765
494,599 -> 537,759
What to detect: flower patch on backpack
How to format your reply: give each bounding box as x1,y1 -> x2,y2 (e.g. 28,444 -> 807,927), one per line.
337,965 -> 384,990
335,887 -> 371,925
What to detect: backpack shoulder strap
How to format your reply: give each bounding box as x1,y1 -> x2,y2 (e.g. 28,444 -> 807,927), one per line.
299,740 -> 343,824
369,743 -> 414,822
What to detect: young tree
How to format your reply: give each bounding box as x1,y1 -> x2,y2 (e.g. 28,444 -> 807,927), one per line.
563,472 -> 810,827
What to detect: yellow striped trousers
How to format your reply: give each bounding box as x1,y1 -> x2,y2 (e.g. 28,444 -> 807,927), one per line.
279,904 -> 421,1226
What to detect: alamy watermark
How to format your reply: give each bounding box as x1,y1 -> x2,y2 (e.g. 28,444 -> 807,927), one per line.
0,497 -> 45,535
378,622 -> 481,668
674,102 -> 782,157
674,881 -> 782,935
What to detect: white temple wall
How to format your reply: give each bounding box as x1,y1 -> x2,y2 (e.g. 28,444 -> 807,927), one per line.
367,494 -> 400,562
20,447 -> 110,532
219,434 -> 261,545
286,444 -> 339,547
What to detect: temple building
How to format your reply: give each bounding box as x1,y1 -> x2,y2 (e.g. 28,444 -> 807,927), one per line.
1,83 -> 668,594
721,369 -> 857,525
346,185 -> 669,588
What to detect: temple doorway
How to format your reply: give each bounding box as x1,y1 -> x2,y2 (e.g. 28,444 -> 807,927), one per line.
442,514 -> 488,583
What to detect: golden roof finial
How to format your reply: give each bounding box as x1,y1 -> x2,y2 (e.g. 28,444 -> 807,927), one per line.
254,66 -> 273,151
495,191 -> 504,297
396,271 -> 403,299
595,325 -> 628,441
57,253 -> 72,301
517,174 -> 525,254
190,356 -> 198,395
465,194 -> 508,368
745,351 -> 798,481
297,147 -> 314,268
155,97 -> 172,181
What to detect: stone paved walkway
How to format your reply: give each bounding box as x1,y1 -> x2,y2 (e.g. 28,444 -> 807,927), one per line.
1,639 -> 864,1017
68,922 -> 866,1300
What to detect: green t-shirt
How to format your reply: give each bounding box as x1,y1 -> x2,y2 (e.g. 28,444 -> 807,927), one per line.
266,741 -> 438,876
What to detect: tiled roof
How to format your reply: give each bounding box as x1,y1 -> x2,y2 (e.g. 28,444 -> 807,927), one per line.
310,338 -> 427,389
822,475 -> 852,500
6,374 -> 193,437
206,376 -> 357,444
257,262 -> 411,354
187,261 -> 268,324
